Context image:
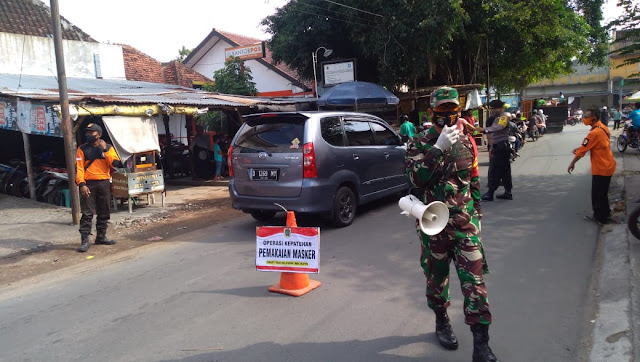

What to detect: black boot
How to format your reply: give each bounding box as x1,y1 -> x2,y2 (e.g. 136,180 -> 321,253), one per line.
481,190 -> 494,201
434,308 -> 458,350
77,235 -> 90,253
496,191 -> 513,200
95,232 -> 116,245
471,324 -> 500,362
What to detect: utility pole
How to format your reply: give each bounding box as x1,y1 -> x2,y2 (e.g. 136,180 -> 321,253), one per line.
50,0 -> 80,224
486,36 -> 490,102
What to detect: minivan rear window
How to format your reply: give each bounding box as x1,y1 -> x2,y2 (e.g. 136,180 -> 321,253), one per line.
235,117 -> 305,153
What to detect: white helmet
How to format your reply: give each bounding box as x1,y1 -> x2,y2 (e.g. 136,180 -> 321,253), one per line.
538,109 -> 544,115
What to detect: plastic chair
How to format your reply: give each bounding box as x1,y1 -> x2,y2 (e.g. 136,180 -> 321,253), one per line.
60,189 -> 70,208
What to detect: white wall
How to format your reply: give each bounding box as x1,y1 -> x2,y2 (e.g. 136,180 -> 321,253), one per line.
0,33 -> 126,79
155,114 -> 188,145
191,38 -> 303,94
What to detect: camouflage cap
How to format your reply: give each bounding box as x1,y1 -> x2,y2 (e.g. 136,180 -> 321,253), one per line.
430,87 -> 459,108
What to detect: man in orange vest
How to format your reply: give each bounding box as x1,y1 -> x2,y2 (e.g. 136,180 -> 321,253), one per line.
76,123 -> 121,252
567,109 -> 616,225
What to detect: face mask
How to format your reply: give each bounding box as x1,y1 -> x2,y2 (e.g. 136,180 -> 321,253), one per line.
86,134 -> 98,144
433,111 -> 458,128
583,117 -> 593,126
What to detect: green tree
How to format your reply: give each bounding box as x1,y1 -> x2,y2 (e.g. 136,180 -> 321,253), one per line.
204,56 -> 258,96
607,0 -> 640,78
175,45 -> 192,62
261,0 -> 607,92
486,0 -> 599,94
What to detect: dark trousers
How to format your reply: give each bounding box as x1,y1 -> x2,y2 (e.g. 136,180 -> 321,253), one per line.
80,179 -> 111,237
592,175 -> 612,222
487,142 -> 512,192
613,120 -> 621,130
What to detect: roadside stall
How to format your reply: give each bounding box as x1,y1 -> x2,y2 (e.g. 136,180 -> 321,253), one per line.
102,115 -> 165,213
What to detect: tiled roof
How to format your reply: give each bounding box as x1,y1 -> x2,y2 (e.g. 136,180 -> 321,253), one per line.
121,44 -> 165,83
162,60 -> 212,88
217,30 -> 262,49
217,30 -> 308,87
0,0 -> 95,41
121,44 -> 212,87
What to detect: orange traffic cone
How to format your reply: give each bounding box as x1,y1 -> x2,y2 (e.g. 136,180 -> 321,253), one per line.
268,211 -> 321,297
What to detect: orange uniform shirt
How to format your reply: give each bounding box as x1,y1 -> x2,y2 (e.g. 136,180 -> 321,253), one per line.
76,143 -> 120,186
574,121 -> 616,176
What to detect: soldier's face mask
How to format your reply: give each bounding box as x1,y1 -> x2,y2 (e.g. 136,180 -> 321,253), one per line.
433,111 -> 459,128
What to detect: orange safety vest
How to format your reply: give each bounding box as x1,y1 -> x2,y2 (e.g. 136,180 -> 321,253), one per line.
574,121 -> 616,176
75,143 -> 120,186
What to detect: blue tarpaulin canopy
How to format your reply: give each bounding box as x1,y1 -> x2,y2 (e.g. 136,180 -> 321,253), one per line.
317,81 -> 399,110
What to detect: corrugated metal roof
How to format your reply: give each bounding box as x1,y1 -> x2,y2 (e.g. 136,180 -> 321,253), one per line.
0,74 -> 315,108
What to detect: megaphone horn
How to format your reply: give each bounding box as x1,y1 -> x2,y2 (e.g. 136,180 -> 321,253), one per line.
398,195 -> 450,236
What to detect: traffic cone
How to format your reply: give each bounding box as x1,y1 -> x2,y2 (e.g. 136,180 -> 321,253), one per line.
268,211 -> 321,297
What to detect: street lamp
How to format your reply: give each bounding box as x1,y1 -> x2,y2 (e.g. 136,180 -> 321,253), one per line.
312,46 -> 333,99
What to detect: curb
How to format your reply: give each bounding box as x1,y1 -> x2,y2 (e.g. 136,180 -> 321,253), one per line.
589,151 -> 637,361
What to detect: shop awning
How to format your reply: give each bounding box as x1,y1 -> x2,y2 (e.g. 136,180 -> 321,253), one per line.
102,116 -> 161,162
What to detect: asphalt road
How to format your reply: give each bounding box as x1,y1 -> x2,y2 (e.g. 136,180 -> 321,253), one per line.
0,125 -> 600,362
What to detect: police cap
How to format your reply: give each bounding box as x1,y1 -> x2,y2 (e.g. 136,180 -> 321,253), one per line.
488,99 -> 506,109
85,123 -> 103,133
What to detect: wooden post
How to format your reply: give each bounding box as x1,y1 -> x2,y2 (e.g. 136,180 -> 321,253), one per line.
50,0 -> 80,224
21,132 -> 37,200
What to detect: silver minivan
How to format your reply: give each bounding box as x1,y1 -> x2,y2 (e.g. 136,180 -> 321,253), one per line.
228,111 -> 408,227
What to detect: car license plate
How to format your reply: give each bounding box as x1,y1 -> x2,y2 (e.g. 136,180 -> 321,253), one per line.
251,168 -> 279,181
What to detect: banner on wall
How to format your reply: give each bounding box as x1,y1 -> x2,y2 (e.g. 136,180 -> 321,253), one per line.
0,98 -> 63,137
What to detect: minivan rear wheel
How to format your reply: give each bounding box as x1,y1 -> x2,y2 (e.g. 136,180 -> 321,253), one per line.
250,210 -> 277,221
331,186 -> 357,227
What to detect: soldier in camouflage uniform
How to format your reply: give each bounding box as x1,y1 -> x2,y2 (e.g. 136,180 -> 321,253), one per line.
405,87 -> 500,362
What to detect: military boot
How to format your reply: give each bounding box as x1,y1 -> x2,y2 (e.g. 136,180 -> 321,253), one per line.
434,308 -> 458,350
496,191 -> 513,200
470,324 -> 500,362
481,190 -> 494,201
77,235 -> 90,253
95,232 -> 116,245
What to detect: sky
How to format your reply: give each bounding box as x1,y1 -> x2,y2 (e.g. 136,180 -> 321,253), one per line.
56,0 -> 625,63
57,0 -> 289,62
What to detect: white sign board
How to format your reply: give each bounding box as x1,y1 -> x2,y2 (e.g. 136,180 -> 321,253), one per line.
323,61 -> 355,86
225,43 -> 265,61
256,227 -> 320,274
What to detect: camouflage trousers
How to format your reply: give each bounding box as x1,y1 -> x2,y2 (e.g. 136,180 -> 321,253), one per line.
419,224 -> 492,325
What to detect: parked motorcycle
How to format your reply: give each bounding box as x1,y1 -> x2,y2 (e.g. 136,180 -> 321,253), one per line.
161,141 -> 191,179
0,160 -> 27,196
41,171 -> 69,206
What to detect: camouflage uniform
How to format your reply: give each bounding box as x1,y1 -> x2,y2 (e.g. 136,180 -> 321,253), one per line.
406,127 -> 492,325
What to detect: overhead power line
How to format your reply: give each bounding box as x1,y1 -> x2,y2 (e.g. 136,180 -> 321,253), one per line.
290,7 -> 379,28
323,0 -> 384,18
298,0 -> 375,24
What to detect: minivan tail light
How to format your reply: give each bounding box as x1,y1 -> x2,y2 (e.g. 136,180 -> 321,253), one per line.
303,142 -> 317,178
227,145 -> 234,177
